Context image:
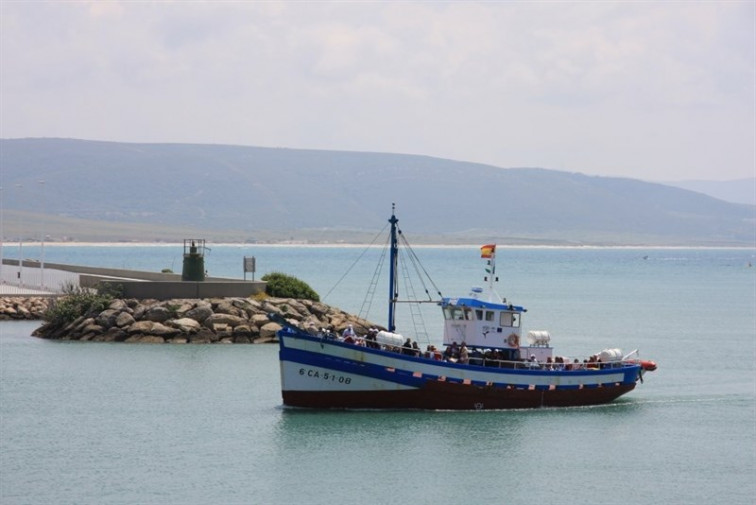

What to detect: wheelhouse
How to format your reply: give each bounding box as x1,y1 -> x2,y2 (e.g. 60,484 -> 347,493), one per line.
441,297 -> 525,348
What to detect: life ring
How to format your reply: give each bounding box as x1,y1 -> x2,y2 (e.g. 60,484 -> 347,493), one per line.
507,333 -> 519,348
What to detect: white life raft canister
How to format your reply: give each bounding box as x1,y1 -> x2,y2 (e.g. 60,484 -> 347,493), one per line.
376,330 -> 405,347
526,330 -> 551,346
598,348 -> 623,362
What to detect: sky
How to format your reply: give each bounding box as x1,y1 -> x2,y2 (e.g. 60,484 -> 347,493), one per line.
1,1 -> 754,182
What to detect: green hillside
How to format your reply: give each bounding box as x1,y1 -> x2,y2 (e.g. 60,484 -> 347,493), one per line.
1,138 -> 753,245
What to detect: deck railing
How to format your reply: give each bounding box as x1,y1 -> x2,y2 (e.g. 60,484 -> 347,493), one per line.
314,332 -> 634,372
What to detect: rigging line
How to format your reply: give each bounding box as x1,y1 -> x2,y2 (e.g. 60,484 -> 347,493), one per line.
397,247 -> 430,344
358,234 -> 390,322
322,222 -> 389,303
398,241 -> 431,301
398,232 -> 444,299
393,232 -> 428,302
399,231 -> 435,298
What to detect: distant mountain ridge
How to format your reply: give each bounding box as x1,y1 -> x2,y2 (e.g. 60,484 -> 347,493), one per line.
663,178 -> 755,206
1,138 -> 753,246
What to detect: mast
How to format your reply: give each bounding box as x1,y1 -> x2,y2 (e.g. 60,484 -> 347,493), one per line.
486,248 -> 496,301
388,204 -> 399,332
480,244 -> 500,303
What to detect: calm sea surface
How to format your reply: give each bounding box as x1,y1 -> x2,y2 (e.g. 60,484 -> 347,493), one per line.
1,245 -> 754,505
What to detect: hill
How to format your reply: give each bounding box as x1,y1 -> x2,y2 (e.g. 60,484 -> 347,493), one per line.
1,138 -> 753,246
663,178 -> 755,206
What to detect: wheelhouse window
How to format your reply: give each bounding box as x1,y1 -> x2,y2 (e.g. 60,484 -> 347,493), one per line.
444,307 -> 465,320
443,306 -> 473,321
500,311 -> 520,328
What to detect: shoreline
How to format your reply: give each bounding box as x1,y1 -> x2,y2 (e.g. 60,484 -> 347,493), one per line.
3,241 -> 755,250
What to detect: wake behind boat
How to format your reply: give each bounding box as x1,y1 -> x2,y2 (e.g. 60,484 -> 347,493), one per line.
276,207 -> 657,410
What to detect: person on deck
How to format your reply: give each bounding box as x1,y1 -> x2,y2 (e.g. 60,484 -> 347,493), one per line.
342,325 -> 356,344
529,354 -> 539,369
402,338 -> 414,356
459,343 -> 469,364
412,341 -> 421,357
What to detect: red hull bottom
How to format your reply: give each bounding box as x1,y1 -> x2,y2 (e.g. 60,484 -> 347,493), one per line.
282,381 -> 637,410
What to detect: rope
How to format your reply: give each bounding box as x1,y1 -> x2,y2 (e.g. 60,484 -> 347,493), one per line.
322,222 -> 388,303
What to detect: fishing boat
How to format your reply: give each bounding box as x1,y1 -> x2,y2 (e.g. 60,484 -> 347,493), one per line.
276,207 -> 657,410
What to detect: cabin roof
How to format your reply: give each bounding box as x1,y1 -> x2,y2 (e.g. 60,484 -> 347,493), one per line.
440,297 -> 526,312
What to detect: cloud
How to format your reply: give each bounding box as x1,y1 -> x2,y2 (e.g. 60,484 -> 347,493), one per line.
1,1 -> 753,181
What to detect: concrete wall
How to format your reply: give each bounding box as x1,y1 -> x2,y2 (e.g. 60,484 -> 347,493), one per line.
7,259 -> 180,282
3,259 -> 266,300
95,279 -> 266,300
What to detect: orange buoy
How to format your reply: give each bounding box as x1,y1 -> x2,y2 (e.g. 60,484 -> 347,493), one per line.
640,360 -> 657,371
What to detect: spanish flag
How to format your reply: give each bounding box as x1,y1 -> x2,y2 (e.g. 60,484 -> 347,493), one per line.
480,244 -> 496,258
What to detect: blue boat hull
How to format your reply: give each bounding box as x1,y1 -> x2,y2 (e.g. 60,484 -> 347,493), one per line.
278,328 -> 641,410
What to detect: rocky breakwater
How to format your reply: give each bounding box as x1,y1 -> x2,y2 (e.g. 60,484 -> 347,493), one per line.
0,297 -> 50,320
32,296 -> 379,344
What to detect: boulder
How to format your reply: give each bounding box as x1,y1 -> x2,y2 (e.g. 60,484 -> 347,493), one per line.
105,327 -> 129,342
203,313 -> 246,329
262,301 -> 283,316
128,320 -> 155,334
82,323 -> 104,335
132,303 -> 149,320
259,321 -> 282,339
145,306 -> 171,322
115,311 -> 136,328
172,302 -> 195,315
150,322 -> 180,338
169,318 -> 202,333
92,332 -> 119,342
188,329 -> 214,344
74,317 -> 95,333
127,335 -> 165,344
108,299 -> 129,311
242,299 -> 263,316
232,324 -> 254,338
283,299 -> 308,318
214,300 -> 243,317
328,315 -> 347,331
307,301 -> 330,318
142,335 -> 166,343
254,335 -> 278,344
231,298 -> 256,312
250,314 -> 270,327
184,304 -> 213,322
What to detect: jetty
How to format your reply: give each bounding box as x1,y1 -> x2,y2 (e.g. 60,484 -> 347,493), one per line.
1,240 -> 377,343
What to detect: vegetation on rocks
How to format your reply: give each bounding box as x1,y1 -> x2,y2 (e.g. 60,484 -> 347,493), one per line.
261,272 -> 320,301
43,282 -> 116,328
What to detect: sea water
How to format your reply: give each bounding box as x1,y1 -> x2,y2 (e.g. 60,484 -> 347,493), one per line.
1,245 -> 754,504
